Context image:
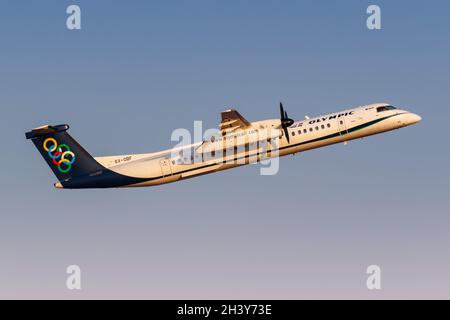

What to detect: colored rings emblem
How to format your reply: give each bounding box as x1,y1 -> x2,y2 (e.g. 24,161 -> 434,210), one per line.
43,138 -> 76,173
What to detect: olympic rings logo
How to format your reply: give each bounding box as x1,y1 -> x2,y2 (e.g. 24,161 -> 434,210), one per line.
43,138 -> 76,173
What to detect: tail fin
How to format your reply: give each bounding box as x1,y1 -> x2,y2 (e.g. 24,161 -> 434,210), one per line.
25,124 -> 104,185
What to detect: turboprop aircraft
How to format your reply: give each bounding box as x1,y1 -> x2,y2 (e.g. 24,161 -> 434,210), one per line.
26,103 -> 421,189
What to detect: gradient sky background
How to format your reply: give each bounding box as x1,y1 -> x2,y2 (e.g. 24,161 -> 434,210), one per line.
0,0 -> 449,299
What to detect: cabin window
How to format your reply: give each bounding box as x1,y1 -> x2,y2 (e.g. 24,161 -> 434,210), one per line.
211,150 -> 215,157
376,105 -> 396,112
321,125 -> 325,129
327,123 -> 331,128
315,126 -> 319,131
340,120 -> 343,125
309,128 -> 313,132
298,130 -> 301,135
292,131 -> 295,136
303,129 -> 307,134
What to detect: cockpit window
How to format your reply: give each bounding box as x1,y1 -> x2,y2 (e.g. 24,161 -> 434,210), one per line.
376,105 -> 396,112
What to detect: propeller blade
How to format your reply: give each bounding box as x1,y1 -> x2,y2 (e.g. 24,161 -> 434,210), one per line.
283,127 -> 290,143
280,103 -> 285,119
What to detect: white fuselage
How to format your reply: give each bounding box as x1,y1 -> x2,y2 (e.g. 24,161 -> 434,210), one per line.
91,103 -> 421,188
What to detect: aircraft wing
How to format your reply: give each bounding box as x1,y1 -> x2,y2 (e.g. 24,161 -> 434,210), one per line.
219,109 -> 251,131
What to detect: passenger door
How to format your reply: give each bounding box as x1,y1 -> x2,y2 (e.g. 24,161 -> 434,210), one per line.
337,117 -> 348,136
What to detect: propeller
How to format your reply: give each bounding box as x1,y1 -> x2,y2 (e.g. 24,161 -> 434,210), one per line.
279,102 -> 294,143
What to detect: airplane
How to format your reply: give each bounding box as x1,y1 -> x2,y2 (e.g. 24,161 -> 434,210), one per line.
25,102 -> 421,189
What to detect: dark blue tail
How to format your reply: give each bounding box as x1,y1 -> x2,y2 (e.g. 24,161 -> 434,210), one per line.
25,124 -> 104,184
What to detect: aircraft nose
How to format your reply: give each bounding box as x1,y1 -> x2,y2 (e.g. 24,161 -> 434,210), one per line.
409,113 -> 422,124
398,112 -> 421,127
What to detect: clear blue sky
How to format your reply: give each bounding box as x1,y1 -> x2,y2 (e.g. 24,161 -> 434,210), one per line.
0,0 -> 449,298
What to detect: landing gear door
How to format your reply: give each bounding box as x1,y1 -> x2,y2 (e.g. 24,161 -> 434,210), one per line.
159,158 -> 172,177
337,117 -> 348,136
